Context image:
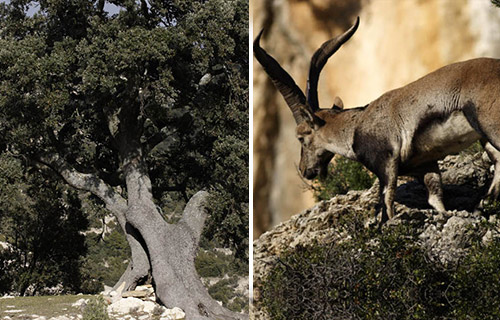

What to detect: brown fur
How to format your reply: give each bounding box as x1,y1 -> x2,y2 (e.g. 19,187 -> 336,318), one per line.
255,19 -> 500,223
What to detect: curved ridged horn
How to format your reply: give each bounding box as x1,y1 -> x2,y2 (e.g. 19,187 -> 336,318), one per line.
306,17 -> 360,111
253,30 -> 308,124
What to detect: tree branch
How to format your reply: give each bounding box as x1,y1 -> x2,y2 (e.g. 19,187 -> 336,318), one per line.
37,153 -> 128,218
177,191 -> 210,245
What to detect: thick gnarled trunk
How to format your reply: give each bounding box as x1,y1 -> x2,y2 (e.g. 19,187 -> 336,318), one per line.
123,158 -> 244,319
40,152 -> 244,319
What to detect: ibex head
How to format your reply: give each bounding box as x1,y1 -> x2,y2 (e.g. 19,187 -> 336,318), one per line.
254,17 -> 360,180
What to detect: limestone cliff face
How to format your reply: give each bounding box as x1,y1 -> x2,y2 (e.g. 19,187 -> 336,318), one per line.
252,0 -> 500,236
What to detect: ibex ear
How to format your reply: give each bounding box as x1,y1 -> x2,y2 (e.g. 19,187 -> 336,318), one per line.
332,96 -> 344,110
298,105 -> 325,129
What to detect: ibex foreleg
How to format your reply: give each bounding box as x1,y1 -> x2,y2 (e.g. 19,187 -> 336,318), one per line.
377,158 -> 399,223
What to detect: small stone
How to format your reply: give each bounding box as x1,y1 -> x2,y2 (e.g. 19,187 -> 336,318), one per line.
135,284 -> 153,290
482,230 -> 493,245
161,307 -> 185,320
48,316 -> 71,320
142,300 -> 157,313
489,214 -> 497,224
122,290 -> 149,298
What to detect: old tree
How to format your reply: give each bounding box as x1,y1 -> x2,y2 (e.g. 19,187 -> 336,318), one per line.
0,0 -> 248,319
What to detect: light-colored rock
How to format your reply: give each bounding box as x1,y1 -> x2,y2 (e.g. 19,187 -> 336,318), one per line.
48,316 -> 71,320
108,297 -> 144,314
0,241 -> 10,250
71,298 -> 89,308
135,284 -> 153,291
142,300 -> 157,313
102,285 -> 113,295
122,290 -> 149,298
161,307 -> 185,320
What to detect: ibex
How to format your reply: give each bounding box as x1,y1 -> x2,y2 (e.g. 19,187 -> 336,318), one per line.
254,17 -> 500,222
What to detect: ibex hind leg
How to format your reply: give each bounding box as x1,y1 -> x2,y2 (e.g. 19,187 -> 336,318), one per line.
480,141 -> 500,211
464,102 -> 500,211
419,162 -> 446,212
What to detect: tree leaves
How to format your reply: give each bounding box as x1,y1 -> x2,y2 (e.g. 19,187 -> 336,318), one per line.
0,0 -> 249,257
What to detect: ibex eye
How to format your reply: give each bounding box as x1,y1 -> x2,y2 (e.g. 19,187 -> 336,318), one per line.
298,137 -> 304,143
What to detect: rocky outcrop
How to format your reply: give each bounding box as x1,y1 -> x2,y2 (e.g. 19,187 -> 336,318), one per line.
252,152 -> 500,319
105,285 -> 185,320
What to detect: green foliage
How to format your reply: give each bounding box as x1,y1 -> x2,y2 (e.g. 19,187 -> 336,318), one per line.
196,248 -> 247,278
80,228 -> 131,293
208,278 -> 236,306
82,296 -> 110,320
313,156 -> 375,201
260,210 -> 500,320
0,154 -> 88,295
207,276 -> 247,312
196,250 -> 229,278
228,296 -> 248,314
480,198 -> 500,216
449,239 -> 500,319
195,245 -> 248,312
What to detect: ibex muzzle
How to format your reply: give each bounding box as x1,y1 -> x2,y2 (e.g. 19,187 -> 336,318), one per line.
254,17 -> 500,223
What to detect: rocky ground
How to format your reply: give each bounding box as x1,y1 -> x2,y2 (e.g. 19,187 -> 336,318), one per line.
2,276 -> 249,320
1,286 -> 186,320
252,151 -> 500,319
